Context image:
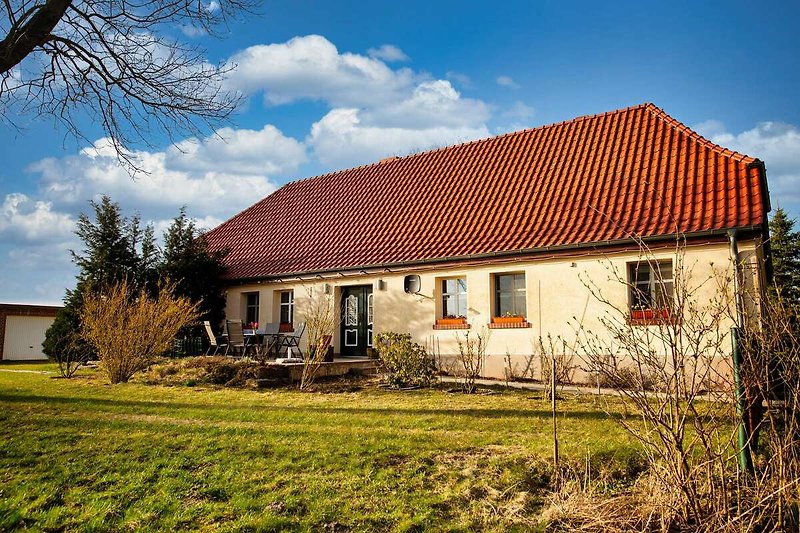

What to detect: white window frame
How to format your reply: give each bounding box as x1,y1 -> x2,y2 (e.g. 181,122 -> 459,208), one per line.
441,277 -> 468,318
628,260 -> 674,312
279,290 -> 294,324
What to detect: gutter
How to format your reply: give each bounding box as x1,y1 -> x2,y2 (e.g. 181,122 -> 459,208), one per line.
228,225 -> 765,285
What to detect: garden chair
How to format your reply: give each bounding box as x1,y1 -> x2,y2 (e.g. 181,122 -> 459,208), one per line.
278,322 -> 306,358
260,322 -> 281,359
225,320 -> 253,358
203,321 -> 227,356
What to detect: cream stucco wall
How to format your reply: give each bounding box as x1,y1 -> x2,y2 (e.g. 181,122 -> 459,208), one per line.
223,239 -> 764,383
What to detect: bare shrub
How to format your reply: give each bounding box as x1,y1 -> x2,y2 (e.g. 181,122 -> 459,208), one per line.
570,237 -> 800,530
376,332 -> 436,388
737,293 -> 800,530
298,286 -> 340,390
535,334 -> 577,396
503,350 -> 536,383
455,328 -> 489,393
49,331 -> 92,378
81,280 -> 199,384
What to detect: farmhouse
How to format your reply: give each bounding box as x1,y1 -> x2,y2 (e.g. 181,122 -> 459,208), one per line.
205,103 -> 771,380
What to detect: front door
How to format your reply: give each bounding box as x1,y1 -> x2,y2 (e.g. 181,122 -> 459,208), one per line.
340,285 -> 373,357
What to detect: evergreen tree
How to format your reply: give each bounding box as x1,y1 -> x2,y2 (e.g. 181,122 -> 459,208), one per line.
769,208 -> 800,306
44,196 -> 160,362
161,207 -> 228,328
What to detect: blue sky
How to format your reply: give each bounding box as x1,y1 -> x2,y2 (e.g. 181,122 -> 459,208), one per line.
1,0 -> 799,304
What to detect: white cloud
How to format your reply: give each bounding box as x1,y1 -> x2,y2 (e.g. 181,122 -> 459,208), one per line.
29,125 -> 305,220
308,108 -> 489,168
496,75 -> 519,88
363,80 -> 489,129
225,35 -> 416,107
0,193 -> 75,244
223,35 -> 494,170
697,120 -> 800,210
367,44 -> 409,62
167,124 -> 307,175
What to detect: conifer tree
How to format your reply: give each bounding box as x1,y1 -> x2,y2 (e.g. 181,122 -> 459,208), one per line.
769,208 -> 800,306
161,208 -> 228,328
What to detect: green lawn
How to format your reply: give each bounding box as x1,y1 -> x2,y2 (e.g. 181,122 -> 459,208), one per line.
0,362 -> 640,532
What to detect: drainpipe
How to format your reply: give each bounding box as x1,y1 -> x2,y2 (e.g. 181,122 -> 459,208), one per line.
728,230 -> 753,474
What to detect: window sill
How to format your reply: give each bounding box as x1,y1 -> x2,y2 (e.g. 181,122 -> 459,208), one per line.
433,323 -> 471,330
488,321 -> 531,329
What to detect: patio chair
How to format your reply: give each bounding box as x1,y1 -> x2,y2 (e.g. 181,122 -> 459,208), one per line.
260,322 -> 281,359
203,321 -> 228,356
278,322 -> 306,358
225,320 -> 254,358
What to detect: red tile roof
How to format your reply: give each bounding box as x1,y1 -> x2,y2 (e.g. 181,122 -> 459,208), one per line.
206,104 -> 769,280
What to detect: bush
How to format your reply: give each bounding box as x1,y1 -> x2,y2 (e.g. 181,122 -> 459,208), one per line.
80,280 -> 199,383
43,288 -> 95,377
375,332 -> 436,388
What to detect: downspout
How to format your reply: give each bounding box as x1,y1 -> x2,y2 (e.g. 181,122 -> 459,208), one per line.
728,229 -> 753,473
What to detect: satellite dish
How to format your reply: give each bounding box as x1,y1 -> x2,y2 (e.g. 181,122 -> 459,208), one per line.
404,275 -> 421,294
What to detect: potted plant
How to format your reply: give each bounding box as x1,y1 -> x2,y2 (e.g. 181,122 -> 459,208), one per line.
436,315 -> 467,326
491,312 -> 525,325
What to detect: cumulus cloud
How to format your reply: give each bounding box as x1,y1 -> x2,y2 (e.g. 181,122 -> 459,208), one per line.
224,35 -> 492,169
167,124 -> 307,175
0,193 -> 75,244
225,35 -> 415,107
362,80 -> 489,129
496,75 -> 519,88
29,126 -> 305,220
696,120 -> 800,210
367,44 -> 409,62
308,108 -> 489,167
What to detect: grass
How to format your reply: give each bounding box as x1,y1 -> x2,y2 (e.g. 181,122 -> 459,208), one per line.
0,361 -> 641,532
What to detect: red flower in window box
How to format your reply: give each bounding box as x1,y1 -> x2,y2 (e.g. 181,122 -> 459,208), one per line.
631,308 -> 671,321
491,315 -> 525,325
436,316 -> 467,326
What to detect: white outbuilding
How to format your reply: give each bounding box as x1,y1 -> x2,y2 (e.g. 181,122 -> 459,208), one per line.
0,303 -> 61,361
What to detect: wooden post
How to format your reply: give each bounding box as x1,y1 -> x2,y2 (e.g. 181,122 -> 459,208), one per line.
551,350 -> 559,480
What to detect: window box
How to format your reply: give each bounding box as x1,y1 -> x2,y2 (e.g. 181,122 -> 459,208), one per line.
489,316 -> 530,329
630,308 -> 670,321
436,316 -> 467,326
491,315 -> 525,326
279,322 -> 294,333
434,316 -> 470,330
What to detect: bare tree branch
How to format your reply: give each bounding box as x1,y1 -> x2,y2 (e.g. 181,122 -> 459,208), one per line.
0,0 -> 256,171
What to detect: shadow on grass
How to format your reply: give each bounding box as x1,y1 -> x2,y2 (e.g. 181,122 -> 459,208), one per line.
0,392 -> 623,421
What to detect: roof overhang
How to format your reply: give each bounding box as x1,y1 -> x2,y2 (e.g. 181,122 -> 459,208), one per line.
225,225 -> 766,286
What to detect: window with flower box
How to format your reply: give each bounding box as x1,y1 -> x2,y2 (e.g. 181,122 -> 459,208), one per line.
628,260 -> 674,322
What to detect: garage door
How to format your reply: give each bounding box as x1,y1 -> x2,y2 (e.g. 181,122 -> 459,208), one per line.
3,315 -> 54,360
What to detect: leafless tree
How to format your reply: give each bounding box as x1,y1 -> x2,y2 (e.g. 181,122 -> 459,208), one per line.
0,0 -> 254,170
454,327 -> 489,393
297,285 -> 340,391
